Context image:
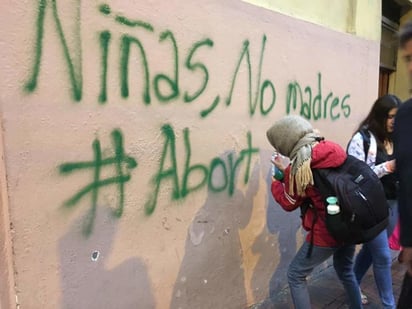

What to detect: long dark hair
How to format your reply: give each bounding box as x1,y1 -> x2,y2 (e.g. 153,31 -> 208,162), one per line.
356,94 -> 402,150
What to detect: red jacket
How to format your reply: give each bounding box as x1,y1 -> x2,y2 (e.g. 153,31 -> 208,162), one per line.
271,140 -> 347,247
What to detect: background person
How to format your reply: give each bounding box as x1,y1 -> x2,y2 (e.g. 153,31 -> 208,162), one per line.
347,94 -> 401,308
393,20 -> 412,308
266,115 -> 362,309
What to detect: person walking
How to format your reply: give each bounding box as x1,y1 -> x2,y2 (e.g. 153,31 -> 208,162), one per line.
347,94 -> 401,308
266,115 -> 363,309
393,20 -> 412,309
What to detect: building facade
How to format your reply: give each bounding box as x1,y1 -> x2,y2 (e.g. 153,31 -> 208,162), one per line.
1,1 -> 405,308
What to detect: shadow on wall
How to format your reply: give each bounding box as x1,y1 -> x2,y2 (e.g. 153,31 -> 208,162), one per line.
59,207 -> 155,309
250,150 -> 301,303
170,151 -> 260,309
170,149 -> 303,308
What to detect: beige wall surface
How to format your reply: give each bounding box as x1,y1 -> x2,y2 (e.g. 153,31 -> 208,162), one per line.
0,0 -> 379,308
244,0 -> 382,41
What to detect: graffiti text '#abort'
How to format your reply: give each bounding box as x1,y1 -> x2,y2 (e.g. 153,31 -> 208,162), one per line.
24,1 -> 351,120
59,127 -> 258,236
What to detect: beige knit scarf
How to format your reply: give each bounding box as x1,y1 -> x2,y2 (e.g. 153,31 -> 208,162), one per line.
288,132 -> 320,196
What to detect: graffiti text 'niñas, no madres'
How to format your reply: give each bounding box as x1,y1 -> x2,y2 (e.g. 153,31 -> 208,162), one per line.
24,1 -> 351,120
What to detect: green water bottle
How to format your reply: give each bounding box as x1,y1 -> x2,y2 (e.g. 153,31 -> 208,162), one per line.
271,153 -> 284,181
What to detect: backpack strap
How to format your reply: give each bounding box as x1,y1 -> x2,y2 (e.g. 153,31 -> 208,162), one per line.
346,127 -> 371,161
300,197 -> 318,258
358,128 -> 371,161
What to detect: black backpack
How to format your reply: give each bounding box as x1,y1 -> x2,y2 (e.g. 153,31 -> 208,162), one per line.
346,127 -> 371,160
312,155 -> 389,244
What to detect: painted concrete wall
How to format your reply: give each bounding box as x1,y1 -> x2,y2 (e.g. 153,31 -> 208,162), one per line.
244,0 -> 382,41
0,1 -> 380,308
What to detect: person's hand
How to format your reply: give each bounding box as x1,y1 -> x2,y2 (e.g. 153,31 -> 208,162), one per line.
385,159 -> 396,173
271,153 -> 290,173
271,156 -> 284,172
399,247 -> 412,275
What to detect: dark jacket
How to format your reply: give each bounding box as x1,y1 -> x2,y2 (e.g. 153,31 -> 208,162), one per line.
271,140 -> 346,247
394,98 -> 412,247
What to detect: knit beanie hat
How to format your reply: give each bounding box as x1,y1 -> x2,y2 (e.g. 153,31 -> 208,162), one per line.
266,115 -> 319,195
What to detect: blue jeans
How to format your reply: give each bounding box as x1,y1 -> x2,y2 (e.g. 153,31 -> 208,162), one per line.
354,200 -> 397,309
354,230 -> 395,308
287,241 -> 362,309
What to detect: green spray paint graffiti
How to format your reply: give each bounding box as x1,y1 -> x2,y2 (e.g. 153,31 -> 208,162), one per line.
202,35 -> 275,118
24,2 -> 352,119
98,31 -> 111,103
224,35 -> 275,117
183,39 -> 214,103
144,125 -> 259,215
59,125 -> 259,234
25,1 -> 357,235
99,3 -> 154,31
59,129 -> 137,236
99,3 -> 211,107
25,0 -> 83,101
119,34 -> 152,104
286,72 -> 351,120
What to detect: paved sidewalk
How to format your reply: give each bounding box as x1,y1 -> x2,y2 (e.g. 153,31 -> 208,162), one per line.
250,251 -> 405,308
